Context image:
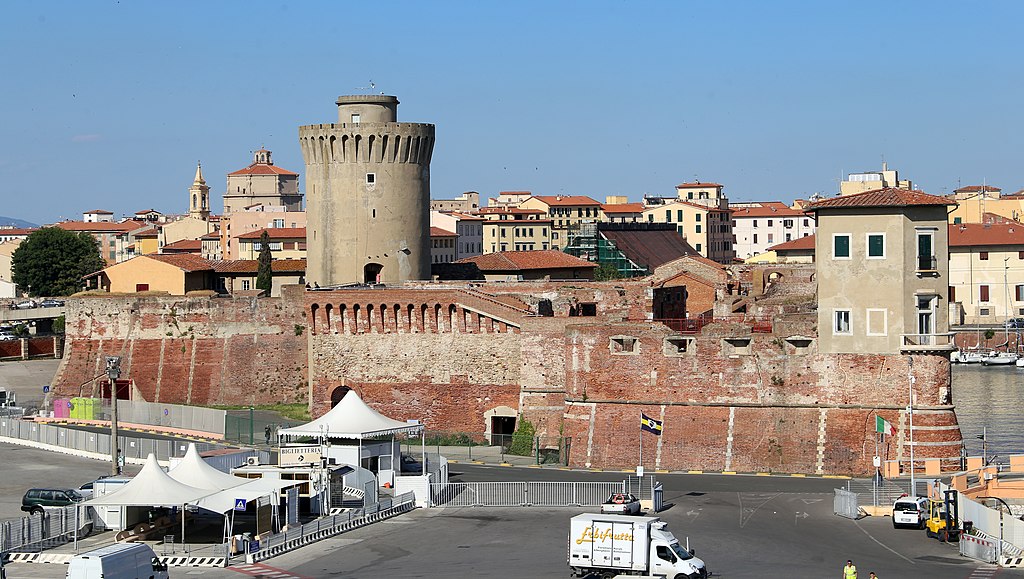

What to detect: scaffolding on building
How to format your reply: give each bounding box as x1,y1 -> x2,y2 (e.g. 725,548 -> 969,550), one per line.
563,223 -> 650,278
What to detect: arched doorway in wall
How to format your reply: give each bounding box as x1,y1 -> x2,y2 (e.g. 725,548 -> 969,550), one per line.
483,405 -> 518,446
364,263 -> 383,284
330,385 -> 351,408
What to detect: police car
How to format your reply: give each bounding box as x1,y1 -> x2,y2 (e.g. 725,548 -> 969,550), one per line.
892,495 -> 928,529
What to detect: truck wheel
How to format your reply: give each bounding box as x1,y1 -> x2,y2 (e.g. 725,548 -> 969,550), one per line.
926,528 -> 935,539
599,572 -> 616,579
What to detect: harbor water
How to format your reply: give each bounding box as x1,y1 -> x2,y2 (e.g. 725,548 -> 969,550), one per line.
952,364 -> 1024,460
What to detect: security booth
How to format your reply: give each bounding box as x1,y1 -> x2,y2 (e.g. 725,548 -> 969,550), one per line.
277,390 -> 425,490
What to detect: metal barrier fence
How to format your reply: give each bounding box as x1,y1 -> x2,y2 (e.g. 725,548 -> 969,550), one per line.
247,492 -> 416,564
833,488 -> 860,519
407,432 -> 571,466
429,481 -> 624,508
0,505 -> 93,553
51,398 -> 226,437
959,493 -> 1024,555
0,418 -> 229,462
961,533 -> 998,564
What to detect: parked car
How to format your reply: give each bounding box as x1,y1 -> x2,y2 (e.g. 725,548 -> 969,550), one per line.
77,475 -> 114,499
38,299 -> 65,308
10,300 -> 36,310
892,495 -> 929,529
1005,318 -> 1024,328
0,332 -> 16,341
600,492 -> 642,515
21,488 -> 85,514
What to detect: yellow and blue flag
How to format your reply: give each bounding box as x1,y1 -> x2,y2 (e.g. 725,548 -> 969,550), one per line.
641,413 -> 663,435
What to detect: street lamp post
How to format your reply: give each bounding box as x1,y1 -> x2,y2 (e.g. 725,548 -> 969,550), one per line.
106,356 -> 121,476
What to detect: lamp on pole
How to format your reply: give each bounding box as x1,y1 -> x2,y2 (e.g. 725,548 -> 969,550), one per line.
908,356 -> 916,496
105,356 -> 121,476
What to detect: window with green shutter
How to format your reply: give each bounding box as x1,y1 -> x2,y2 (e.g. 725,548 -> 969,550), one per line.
834,234 -> 851,258
867,234 -> 884,258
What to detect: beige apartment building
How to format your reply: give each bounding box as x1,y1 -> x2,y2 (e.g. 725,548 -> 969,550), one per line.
518,195 -> 602,250
946,185 -> 1024,225
220,205 -> 306,260
235,227 -> 306,261
477,207 -> 552,253
430,191 -> 480,212
430,227 -> 458,264
807,188 -> 955,355
641,197 -> 734,263
947,222 -> 1024,324
839,162 -> 913,196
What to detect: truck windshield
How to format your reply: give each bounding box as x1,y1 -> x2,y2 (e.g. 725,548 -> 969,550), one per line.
669,542 -> 693,561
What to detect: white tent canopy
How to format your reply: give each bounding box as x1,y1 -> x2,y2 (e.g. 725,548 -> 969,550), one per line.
168,444 -> 249,491
192,477 -> 303,514
84,454 -> 211,507
279,390 -> 423,440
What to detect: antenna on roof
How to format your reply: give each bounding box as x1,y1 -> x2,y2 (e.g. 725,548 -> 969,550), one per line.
356,80 -> 380,93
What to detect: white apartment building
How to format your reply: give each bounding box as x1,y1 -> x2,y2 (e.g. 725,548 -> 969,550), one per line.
731,202 -> 815,260
430,211 -> 484,260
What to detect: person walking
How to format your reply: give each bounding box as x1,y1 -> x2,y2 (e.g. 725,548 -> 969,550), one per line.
868,573 -> 877,579
843,560 -> 857,579
264,424 -> 272,445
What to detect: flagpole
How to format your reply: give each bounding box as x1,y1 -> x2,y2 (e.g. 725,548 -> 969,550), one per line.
639,411 -> 643,472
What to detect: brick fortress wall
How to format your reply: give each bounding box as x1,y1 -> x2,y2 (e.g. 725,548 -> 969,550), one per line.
52,286 -> 307,405
307,279 -> 960,476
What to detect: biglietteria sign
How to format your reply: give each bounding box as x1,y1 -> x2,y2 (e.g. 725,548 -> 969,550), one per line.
278,445 -> 322,466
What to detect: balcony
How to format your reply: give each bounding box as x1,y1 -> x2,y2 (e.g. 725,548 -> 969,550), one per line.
900,332 -> 957,353
916,255 -> 938,276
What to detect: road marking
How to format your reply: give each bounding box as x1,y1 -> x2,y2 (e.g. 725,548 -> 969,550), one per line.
851,519 -> 914,565
738,492 -> 781,528
969,564 -> 999,578
230,563 -> 310,579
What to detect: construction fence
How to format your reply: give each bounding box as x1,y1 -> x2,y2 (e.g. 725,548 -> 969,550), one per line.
0,505 -> 93,554
405,432 -> 571,466
50,398 -> 225,437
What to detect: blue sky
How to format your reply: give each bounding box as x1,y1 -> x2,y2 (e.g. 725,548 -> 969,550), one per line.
2,1 -> 1022,225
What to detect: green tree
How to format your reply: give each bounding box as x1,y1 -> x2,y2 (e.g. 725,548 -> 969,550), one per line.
255,231 -> 273,294
12,227 -> 105,296
593,262 -> 620,281
52,315 -> 65,335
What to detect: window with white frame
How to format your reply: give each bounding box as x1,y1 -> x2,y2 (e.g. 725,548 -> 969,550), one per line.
834,309 -> 852,334
866,233 -> 885,259
366,173 -> 376,185
833,234 -> 851,259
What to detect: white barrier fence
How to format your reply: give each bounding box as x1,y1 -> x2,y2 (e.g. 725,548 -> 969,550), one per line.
429,481 -> 625,508
246,492 -> 416,564
961,533 -> 998,564
0,506 -> 93,553
833,488 -> 860,519
958,494 -> 1024,556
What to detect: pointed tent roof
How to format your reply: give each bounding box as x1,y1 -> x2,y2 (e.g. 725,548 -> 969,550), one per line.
278,390 -> 423,440
84,454 -> 212,506
167,444 -> 248,491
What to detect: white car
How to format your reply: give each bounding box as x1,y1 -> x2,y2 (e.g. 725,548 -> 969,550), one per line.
601,492 -> 642,515
892,495 -> 928,529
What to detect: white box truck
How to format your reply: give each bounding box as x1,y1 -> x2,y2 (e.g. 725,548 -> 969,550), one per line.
66,543 -> 169,579
568,513 -> 708,579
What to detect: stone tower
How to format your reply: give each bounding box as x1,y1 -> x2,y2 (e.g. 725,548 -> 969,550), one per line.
299,95 -> 435,285
189,162 -> 210,221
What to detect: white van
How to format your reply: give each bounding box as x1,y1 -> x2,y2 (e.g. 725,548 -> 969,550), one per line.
66,543 -> 169,579
892,495 -> 928,529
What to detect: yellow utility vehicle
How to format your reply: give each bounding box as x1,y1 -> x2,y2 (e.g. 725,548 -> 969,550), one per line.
925,489 -> 961,542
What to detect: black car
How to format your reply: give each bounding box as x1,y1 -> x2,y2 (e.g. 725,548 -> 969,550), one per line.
1005,318 -> 1024,328
21,488 -> 84,515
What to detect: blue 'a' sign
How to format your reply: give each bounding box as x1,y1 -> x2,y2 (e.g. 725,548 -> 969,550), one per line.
233,498 -> 247,511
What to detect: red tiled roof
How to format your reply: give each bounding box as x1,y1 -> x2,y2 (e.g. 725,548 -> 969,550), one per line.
85,209 -> 113,214
145,254 -> 214,272
227,163 -> 298,176
161,239 -> 202,252
497,191 -> 532,196
730,203 -> 806,218
601,203 -> 646,214
806,188 -> 956,211
446,212 -> 485,221
529,195 -> 602,206
456,250 -> 597,271
768,234 -> 816,251
236,227 -> 306,240
201,231 -> 221,240
955,185 -> 1001,194
948,223 -> 1024,247
135,209 -> 161,215
55,221 -> 147,233
211,259 -> 307,273
133,226 -> 159,238
644,199 -> 730,213
430,227 -> 457,237
676,182 -> 723,189
0,228 -> 37,236
477,207 -> 545,215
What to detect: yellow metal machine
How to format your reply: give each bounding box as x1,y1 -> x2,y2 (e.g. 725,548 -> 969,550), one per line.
925,489 -> 961,542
